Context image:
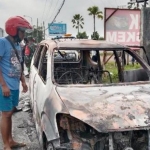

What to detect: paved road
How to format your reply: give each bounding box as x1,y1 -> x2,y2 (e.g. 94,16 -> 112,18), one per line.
0,79 -> 41,150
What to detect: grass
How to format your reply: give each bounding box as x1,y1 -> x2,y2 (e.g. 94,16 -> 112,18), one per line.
102,62 -> 141,83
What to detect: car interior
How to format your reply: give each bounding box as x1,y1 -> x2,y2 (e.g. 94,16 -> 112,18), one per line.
53,49 -> 149,85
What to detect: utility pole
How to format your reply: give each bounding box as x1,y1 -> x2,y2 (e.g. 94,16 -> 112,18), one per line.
144,0 -> 147,7
43,21 -> 45,40
37,18 -> 38,43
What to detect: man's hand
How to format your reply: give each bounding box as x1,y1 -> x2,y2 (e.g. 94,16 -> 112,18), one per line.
2,84 -> 10,97
22,82 -> 28,93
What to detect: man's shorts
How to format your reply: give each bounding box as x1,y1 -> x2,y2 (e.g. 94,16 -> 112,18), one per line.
0,88 -> 19,112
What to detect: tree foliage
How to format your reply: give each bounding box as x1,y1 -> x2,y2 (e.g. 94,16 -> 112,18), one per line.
72,14 -> 84,34
128,1 -> 140,9
87,6 -> 103,34
76,31 -> 88,39
26,26 -> 44,43
99,37 -> 104,40
91,31 -> 100,40
127,0 -> 148,9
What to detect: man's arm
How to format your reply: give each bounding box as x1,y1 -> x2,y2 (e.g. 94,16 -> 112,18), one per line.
0,39 -> 11,97
20,73 -> 28,93
0,64 -> 10,97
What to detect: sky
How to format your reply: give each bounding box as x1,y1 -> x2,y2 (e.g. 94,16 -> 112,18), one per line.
0,0 -> 132,38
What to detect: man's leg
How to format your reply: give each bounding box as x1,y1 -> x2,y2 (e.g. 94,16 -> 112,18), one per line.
8,108 -> 15,146
8,90 -> 26,148
1,111 -> 13,150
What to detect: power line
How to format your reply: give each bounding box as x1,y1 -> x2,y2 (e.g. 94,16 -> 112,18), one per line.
45,0 -> 66,30
40,0 -> 48,21
51,0 -> 65,23
48,0 -> 60,23
44,0 -> 54,23
89,0 -> 95,5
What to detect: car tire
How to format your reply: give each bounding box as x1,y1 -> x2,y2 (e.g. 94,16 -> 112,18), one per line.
46,142 -> 55,150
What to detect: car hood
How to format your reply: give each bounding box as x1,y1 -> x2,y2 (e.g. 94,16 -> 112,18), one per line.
56,83 -> 150,132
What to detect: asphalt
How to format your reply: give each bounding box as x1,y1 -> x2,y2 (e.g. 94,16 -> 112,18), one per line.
0,79 -> 41,150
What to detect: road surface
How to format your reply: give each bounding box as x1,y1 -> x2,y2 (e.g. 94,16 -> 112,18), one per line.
0,78 -> 41,150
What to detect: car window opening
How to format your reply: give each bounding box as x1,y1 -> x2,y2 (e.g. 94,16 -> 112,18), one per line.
39,49 -> 48,82
53,49 -> 150,85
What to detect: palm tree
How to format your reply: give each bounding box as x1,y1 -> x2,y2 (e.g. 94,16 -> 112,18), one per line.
87,6 -> 103,35
72,14 -> 84,34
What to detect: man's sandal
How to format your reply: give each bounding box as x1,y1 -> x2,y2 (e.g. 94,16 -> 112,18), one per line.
10,142 -> 26,148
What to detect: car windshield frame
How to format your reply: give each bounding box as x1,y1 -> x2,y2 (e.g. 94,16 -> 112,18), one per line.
51,47 -> 150,86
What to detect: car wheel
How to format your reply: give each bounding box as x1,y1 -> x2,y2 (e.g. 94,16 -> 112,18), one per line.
47,142 -> 55,150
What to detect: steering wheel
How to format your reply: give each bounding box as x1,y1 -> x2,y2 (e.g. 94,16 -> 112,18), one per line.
58,71 -> 84,84
88,68 -> 112,83
97,70 -> 112,83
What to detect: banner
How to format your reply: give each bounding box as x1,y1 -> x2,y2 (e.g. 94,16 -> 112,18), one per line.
105,8 -> 141,45
48,23 -> 67,35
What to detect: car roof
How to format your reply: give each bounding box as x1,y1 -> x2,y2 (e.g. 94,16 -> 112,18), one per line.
41,39 -> 129,51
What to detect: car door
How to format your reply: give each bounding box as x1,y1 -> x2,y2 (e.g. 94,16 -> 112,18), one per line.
29,45 -> 45,108
33,45 -> 52,126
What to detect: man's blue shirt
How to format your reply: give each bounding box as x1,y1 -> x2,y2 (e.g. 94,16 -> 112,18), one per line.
0,37 -> 22,90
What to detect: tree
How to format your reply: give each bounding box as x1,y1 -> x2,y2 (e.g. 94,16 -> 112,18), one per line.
91,31 -> 100,40
72,14 -> 84,34
87,6 -> 103,37
99,37 -> 104,40
128,1 -> 139,9
76,32 -> 88,39
127,0 -> 148,9
26,25 -> 44,43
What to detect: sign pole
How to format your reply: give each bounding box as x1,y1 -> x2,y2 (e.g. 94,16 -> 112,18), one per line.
144,0 -> 147,7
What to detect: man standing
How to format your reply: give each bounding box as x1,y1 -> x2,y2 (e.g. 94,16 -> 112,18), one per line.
24,36 -> 36,78
0,16 -> 32,150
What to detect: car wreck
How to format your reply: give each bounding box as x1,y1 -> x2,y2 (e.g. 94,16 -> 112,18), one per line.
29,39 -> 150,150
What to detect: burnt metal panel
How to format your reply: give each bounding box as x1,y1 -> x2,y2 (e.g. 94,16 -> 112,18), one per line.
40,39 -> 129,52
56,84 -> 150,132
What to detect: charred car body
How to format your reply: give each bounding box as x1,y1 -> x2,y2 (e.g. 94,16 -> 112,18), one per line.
29,39 -> 150,150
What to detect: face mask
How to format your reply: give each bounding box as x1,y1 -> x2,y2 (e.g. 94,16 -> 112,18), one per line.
13,29 -> 24,44
13,34 -> 22,44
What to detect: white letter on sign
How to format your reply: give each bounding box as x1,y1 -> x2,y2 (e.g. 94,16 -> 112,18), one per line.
126,32 -> 135,42
129,14 -> 139,30
106,32 -> 117,42
118,32 -> 125,42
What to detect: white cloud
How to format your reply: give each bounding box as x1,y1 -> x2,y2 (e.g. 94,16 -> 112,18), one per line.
0,0 -> 129,38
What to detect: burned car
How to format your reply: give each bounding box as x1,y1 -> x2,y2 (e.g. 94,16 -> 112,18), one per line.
29,39 -> 150,150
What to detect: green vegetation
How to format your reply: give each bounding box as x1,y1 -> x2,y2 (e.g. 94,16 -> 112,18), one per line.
102,62 -> 141,83
76,31 -> 89,39
124,63 -> 141,70
71,6 -> 103,39
72,14 -> 84,34
26,25 -> 44,43
87,6 -> 103,39
91,31 -> 100,40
